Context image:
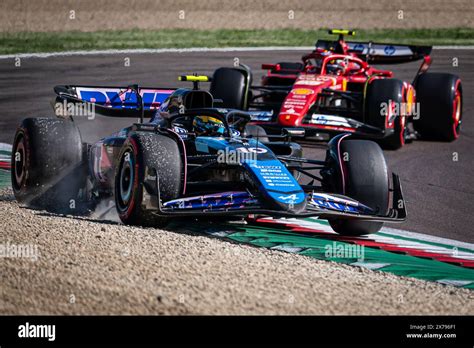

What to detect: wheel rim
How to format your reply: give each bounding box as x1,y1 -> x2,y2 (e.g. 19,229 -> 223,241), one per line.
399,113 -> 406,146
399,91 -> 407,146
386,100 -> 396,128
12,134 -> 26,190
452,88 -> 461,138
118,151 -> 134,207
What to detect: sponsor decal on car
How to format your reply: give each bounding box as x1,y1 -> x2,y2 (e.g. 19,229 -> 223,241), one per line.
76,87 -> 174,110
295,75 -> 337,86
294,80 -> 324,86
292,88 -> 314,95
278,193 -> 300,203
347,42 -> 413,57
163,191 -> 258,211
247,110 -> 273,122
353,43 -> 365,52
309,193 -> 374,214
310,114 -> 352,128
384,45 -> 396,56
248,160 -> 302,191
283,100 -> 307,106
173,126 -> 189,139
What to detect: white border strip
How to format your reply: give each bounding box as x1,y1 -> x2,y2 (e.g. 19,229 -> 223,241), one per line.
0,143 -> 12,152
267,217 -> 474,252
0,47 -> 313,59
381,226 -> 474,251
1,45 -> 473,59
433,45 -> 474,50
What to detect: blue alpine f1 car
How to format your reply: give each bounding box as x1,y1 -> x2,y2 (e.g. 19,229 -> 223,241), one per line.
11,76 -> 406,235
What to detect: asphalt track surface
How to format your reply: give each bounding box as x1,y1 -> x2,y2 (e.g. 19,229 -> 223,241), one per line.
0,49 -> 472,242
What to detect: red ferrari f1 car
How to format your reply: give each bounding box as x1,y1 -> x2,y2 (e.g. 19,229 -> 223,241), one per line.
209,30 -> 463,149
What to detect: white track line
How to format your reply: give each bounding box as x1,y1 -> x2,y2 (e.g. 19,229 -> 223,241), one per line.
0,47 -> 313,59
0,143 -> 12,151
0,46 -> 473,60
433,46 -> 474,50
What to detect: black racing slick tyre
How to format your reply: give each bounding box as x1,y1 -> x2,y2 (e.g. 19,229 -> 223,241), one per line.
114,132 -> 182,227
414,73 -> 462,141
11,117 -> 86,213
365,78 -> 406,150
329,139 -> 389,236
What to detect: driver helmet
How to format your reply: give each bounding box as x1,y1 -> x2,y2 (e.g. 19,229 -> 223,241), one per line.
193,116 -> 225,136
326,58 -> 347,75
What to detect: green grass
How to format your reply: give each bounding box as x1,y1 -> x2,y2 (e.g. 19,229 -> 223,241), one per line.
1,28 -> 473,54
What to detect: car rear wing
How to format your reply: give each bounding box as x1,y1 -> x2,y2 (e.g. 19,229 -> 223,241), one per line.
54,84 -> 176,119
315,39 -> 432,64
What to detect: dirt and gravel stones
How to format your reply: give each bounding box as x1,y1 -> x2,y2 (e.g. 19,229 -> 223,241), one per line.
1,188 -> 473,314
1,0 -> 472,32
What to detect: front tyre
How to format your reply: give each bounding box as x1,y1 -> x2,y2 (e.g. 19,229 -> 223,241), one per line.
114,132 -> 182,227
328,139 -> 389,235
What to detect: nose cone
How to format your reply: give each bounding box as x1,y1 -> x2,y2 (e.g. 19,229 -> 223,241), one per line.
244,159 -> 307,214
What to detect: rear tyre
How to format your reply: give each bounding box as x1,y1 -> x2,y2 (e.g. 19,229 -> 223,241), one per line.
115,132 -> 182,227
328,139 -> 389,235
11,117 -> 86,213
365,79 -> 406,150
414,73 -> 462,141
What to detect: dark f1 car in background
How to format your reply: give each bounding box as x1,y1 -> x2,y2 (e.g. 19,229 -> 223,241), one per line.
11,77 -> 405,235
208,30 -> 463,149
